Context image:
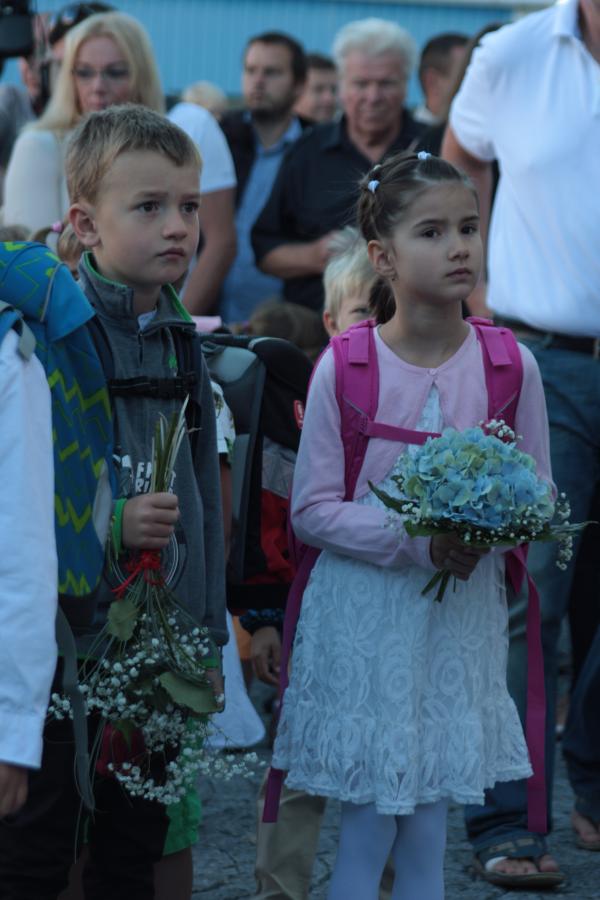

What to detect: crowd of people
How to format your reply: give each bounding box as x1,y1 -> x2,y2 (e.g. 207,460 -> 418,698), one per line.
0,0 -> 599,898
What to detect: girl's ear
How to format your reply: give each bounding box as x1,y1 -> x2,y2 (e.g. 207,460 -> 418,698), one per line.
367,239 -> 396,281
69,203 -> 100,248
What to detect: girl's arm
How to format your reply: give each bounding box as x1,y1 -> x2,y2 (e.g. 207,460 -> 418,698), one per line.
514,343 -> 554,489
292,350 -> 434,571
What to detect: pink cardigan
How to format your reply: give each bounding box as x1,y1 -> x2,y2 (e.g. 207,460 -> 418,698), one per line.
291,325 -> 553,572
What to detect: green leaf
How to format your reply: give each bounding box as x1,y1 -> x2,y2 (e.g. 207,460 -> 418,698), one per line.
159,671 -> 219,714
107,596 -> 139,641
368,481 -> 414,515
114,718 -> 136,748
404,521 -> 438,538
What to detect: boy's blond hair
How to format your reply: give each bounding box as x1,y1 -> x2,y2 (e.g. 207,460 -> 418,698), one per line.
323,226 -> 377,320
33,12 -> 164,135
66,104 -> 202,204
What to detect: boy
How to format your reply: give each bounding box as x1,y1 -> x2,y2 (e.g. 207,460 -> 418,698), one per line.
322,226 -> 387,337
0,107 -> 227,900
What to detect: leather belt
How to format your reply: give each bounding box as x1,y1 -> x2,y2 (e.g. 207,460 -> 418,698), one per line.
495,317 -> 600,359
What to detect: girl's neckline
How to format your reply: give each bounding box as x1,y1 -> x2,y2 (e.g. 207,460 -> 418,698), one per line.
375,322 -> 475,374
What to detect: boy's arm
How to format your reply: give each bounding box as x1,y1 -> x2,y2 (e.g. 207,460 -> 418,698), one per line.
194,349 -> 228,645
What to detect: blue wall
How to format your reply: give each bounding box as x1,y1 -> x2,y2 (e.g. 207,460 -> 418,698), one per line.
3,0 -> 516,104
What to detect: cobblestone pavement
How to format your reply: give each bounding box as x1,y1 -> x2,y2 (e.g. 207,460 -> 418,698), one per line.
192,688 -> 599,900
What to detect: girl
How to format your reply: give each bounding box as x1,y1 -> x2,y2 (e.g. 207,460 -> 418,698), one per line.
270,152 -> 552,900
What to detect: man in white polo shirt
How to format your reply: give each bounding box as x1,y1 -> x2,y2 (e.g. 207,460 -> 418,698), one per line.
443,0 -> 600,888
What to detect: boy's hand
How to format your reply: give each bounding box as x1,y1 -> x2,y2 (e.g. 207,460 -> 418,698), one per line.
251,626 -> 281,686
122,493 -> 180,550
0,762 -> 28,818
430,533 -> 489,581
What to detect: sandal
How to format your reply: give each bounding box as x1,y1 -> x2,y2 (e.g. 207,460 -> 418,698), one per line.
473,837 -> 565,889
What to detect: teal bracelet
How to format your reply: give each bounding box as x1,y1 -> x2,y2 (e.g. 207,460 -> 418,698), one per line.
111,498 -> 126,557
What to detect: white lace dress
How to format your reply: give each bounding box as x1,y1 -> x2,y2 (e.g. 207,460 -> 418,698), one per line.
272,387 -> 532,815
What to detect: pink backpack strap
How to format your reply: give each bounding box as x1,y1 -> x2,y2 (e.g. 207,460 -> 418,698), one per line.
468,316 -> 523,429
331,320 -> 379,500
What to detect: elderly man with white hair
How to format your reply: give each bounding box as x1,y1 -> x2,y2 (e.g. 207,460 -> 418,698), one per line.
252,18 -> 426,313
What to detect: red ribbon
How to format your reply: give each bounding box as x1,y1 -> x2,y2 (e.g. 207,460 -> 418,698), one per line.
113,550 -> 164,599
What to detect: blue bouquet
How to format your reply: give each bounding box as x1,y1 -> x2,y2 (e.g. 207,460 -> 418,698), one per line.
370,421 -> 586,602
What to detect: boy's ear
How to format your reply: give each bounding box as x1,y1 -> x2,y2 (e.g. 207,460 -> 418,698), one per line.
69,202 -> 100,249
367,239 -> 396,281
322,309 -> 337,338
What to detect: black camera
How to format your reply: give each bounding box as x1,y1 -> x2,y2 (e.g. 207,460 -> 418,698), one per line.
0,1 -> 35,60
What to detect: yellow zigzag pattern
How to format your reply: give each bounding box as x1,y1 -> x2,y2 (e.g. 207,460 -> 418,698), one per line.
59,570 -> 94,596
53,431 -> 108,479
47,366 -> 111,419
55,496 -> 92,534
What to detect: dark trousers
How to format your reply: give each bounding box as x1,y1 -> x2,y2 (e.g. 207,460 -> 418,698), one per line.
465,341 -> 600,852
0,713 -> 168,900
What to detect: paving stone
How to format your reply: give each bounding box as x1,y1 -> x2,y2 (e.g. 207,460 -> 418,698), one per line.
191,685 -> 600,899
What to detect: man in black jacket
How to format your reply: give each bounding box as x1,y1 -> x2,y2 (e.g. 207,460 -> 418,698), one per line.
219,32 -> 308,325
252,18 -> 426,313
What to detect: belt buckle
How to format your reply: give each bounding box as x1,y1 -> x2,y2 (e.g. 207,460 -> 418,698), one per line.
594,339 -> 600,361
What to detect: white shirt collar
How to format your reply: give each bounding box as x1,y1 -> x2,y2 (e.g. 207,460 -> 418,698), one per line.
553,0 -> 582,39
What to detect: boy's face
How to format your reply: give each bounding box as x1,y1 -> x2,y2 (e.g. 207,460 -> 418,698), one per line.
324,292 -> 370,336
73,150 -> 200,308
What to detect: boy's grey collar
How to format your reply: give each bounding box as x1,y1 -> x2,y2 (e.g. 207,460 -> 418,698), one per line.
78,252 -> 194,332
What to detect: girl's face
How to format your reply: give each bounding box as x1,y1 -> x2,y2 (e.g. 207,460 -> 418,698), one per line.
73,36 -> 134,114
373,183 -> 482,308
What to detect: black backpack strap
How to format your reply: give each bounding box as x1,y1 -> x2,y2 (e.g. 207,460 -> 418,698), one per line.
86,314 -> 115,380
86,314 -> 199,417
172,328 -> 204,461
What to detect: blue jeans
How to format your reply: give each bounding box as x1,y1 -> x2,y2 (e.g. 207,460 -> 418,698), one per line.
465,341 -> 600,854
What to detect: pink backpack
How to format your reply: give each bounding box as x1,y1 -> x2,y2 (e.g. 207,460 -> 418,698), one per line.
264,318 -> 546,833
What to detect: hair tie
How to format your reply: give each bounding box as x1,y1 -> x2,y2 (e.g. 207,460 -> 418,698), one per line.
51,220 -> 64,234
417,151 -> 431,161
367,180 -> 380,194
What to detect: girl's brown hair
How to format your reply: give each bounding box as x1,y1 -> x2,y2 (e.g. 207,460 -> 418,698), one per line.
357,152 -> 475,322
357,151 -> 476,244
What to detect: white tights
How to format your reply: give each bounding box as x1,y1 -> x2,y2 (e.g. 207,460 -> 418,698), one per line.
327,799 -> 449,900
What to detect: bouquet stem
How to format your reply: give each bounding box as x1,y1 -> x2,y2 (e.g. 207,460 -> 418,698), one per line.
422,569 -> 452,603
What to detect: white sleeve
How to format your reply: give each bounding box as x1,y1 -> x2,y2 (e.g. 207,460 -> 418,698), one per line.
448,40 -> 497,163
168,102 -> 236,195
0,331 -> 58,769
3,129 -> 65,232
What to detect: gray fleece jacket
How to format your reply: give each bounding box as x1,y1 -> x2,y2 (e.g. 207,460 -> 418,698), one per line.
78,253 -> 227,646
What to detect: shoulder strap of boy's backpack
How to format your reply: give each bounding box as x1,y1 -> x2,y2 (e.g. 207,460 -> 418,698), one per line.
467,316 -> 523,429
0,299 -> 36,360
86,315 -> 202,458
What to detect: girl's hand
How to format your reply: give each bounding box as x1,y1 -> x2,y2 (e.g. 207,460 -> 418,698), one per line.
430,533 -> 489,581
122,493 -> 179,550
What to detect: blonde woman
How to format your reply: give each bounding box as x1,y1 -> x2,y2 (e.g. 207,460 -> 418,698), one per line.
3,12 -> 163,232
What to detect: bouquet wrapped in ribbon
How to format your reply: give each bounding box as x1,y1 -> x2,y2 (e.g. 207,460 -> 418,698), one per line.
51,401 -> 256,803
371,420 -> 587,603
